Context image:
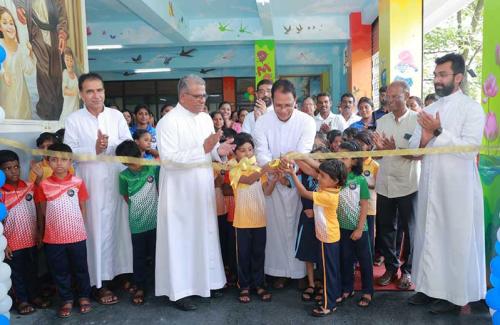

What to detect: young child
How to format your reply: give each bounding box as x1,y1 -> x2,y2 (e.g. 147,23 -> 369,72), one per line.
35,143 -> 92,318
116,140 -> 158,305
60,47 -> 79,121
133,129 -> 158,159
286,159 -> 347,317
229,132 -> 277,303
0,150 -> 50,315
0,6 -> 36,120
354,130 -> 379,261
336,141 -> 374,307
29,132 -> 74,184
326,130 -> 343,152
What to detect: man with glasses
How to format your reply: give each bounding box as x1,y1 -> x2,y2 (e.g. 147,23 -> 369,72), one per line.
155,74 -> 235,311
241,79 -> 274,135
409,53 -> 486,314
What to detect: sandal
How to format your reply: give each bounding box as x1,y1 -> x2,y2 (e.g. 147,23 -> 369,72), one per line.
273,277 -> 288,289
238,289 -> 251,303
302,286 -> 315,302
336,291 -> 355,304
311,306 -> 336,317
93,287 -> 119,305
16,301 -> 35,315
357,294 -> 372,307
31,296 -> 51,309
78,298 -> 92,314
57,301 -> 73,318
256,287 -> 272,302
314,287 -> 324,302
132,289 -> 145,305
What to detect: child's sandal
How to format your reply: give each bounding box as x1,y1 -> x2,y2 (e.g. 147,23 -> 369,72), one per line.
336,291 -> 355,304
57,301 -> 73,318
132,289 -> 145,305
311,306 -> 336,317
302,286 -> 315,301
256,287 -> 272,302
238,289 -> 251,303
78,298 -> 92,314
16,302 -> 35,315
357,295 -> 372,307
31,296 -> 51,309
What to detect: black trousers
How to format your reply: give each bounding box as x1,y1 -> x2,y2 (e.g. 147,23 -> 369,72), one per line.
7,246 -> 39,303
376,192 -> 417,275
131,229 -> 156,288
340,229 -> 374,295
236,227 -> 266,289
319,241 -> 341,311
45,240 -> 91,301
218,215 -> 237,276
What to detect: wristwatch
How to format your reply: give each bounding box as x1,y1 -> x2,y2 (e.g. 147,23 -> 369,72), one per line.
433,127 -> 443,137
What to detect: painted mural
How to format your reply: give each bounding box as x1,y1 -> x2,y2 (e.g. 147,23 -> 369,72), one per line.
0,0 -> 87,121
480,0 -> 500,268
254,40 -> 275,84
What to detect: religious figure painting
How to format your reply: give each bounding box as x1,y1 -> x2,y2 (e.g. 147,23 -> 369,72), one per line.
0,0 -> 87,121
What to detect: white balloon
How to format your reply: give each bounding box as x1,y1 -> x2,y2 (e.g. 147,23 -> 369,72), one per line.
0,223 -> 3,234
497,228 -> 500,242
0,237 -> 6,252
0,283 -> 6,298
0,295 -> 11,314
491,308 -> 496,316
0,263 -> 10,282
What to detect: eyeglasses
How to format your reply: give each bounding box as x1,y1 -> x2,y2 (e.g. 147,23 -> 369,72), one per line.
433,72 -> 457,79
186,93 -> 208,100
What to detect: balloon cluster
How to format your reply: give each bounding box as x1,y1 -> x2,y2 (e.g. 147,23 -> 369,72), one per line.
0,170 -> 12,323
486,232 -> 500,324
243,86 -> 255,102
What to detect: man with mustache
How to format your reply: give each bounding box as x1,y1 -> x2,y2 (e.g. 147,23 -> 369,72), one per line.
409,53 -> 486,314
241,79 -> 273,135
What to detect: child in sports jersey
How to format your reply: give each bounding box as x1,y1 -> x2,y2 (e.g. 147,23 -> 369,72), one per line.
229,132 -> 277,303
353,131 -> 379,261
0,150 -> 50,315
116,140 -> 158,305
35,143 -> 92,318
133,129 -> 158,160
336,141 -> 374,308
285,159 -> 346,317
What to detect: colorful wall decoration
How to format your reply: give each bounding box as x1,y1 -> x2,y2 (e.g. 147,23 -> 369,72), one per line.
349,12 -> 372,99
255,40 -> 276,84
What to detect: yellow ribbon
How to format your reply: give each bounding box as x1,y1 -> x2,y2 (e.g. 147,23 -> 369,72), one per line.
228,156 -> 261,188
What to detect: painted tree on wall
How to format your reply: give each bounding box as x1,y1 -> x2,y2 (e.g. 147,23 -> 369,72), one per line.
423,0 -> 484,101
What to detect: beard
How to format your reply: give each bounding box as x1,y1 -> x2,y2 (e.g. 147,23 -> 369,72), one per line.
262,96 -> 272,107
434,80 -> 455,97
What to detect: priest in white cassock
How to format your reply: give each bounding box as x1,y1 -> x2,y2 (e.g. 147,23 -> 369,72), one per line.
408,53 -> 486,314
155,75 -> 235,311
253,79 -> 316,287
64,73 -> 132,304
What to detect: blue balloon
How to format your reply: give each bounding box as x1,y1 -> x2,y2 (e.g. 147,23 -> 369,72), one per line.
486,288 -> 500,310
0,203 -> 6,222
0,314 -> 8,325
494,310 -> 500,325
0,44 -> 6,65
492,274 -> 500,288
492,257 -> 500,276
496,241 -> 500,255
0,170 -> 5,187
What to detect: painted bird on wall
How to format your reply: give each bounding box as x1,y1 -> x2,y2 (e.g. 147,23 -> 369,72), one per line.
179,47 -> 196,57
200,68 -> 216,74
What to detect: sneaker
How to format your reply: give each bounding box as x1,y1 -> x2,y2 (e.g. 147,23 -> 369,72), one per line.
408,292 -> 436,305
376,270 -> 397,286
429,299 -> 460,314
397,274 -> 412,290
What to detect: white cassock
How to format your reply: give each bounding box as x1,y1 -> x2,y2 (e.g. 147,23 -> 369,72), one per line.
409,90 -> 486,306
254,109 -> 316,278
155,104 -> 226,301
241,105 -> 274,135
64,106 -> 133,287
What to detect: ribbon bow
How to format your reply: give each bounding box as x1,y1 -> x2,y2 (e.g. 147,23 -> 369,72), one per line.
229,156 -> 261,188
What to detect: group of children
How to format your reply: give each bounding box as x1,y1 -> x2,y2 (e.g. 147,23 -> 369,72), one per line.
0,125 -> 379,318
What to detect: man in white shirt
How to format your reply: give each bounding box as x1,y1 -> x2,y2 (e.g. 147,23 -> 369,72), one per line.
336,93 -> 361,131
241,79 -> 273,135
314,93 -> 338,134
372,80 -> 420,291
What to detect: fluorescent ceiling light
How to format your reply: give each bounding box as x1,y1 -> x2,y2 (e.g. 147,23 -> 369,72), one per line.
88,45 -> 123,50
256,0 -> 270,4
134,68 -> 172,73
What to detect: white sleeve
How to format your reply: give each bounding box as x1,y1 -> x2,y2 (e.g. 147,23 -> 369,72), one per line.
64,115 -> 95,155
254,118 -> 272,166
297,115 -> 316,154
241,112 -> 254,134
157,119 -> 208,164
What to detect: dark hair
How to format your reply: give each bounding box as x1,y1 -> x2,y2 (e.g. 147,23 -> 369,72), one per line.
238,108 -> 249,115
218,101 -> 231,110
327,129 -> 342,144
342,127 -> 359,139
36,132 -> 58,147
357,97 -> 374,109
160,103 -> 173,112
424,93 -> 438,103
47,143 -> 72,153
134,104 -> 151,115
116,140 -> 142,159
210,111 -> 223,119
233,132 -> 254,151
435,53 -> 465,75
316,92 -> 330,100
408,96 -> 423,108
0,150 -> 19,166
54,129 -> 65,143
256,79 -> 273,91
271,79 -> 296,99
353,130 -> 375,149
339,141 -> 363,175
340,93 -> 355,103
133,129 -> 151,141
222,127 -> 237,140
379,86 -> 387,93
78,72 -> 104,91
318,159 -> 347,187
314,132 -> 328,150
